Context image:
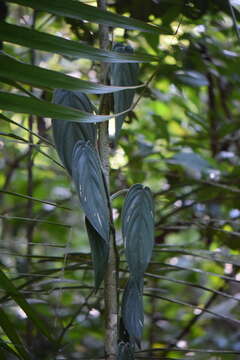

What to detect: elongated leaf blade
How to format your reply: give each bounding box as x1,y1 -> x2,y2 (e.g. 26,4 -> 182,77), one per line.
4,0 -> 165,34
72,141 -> 110,241
0,23 -> 160,63
0,91 -> 115,123
122,184 -> 154,280
0,269 -> 53,342
121,278 -> 144,347
111,43 -> 139,138
0,307 -> 31,360
52,89 -> 96,175
0,338 -> 21,358
0,53 -> 141,94
85,218 -> 109,290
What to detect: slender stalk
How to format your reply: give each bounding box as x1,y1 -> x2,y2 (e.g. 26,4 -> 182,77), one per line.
26,11 -> 37,347
97,1 -> 118,358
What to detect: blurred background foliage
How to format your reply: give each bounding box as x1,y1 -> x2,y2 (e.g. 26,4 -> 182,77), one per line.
1,0 -> 240,359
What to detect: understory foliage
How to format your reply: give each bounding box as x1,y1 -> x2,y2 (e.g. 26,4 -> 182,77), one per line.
1,0 -> 240,359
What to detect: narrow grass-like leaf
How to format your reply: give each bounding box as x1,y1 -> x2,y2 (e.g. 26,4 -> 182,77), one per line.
4,0 -> 165,33
0,91 -> 116,123
85,218 -> 109,290
52,89 -> 96,175
122,184 -> 154,281
0,338 -> 22,359
0,268 -> 53,342
0,307 -> 31,360
121,278 -> 144,347
111,43 -> 139,138
0,23 -> 160,63
72,141 -> 110,241
156,247 -> 240,267
0,53 -> 142,94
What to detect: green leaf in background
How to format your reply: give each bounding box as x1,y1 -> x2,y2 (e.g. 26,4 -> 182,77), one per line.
121,278 -> 144,347
52,89 -> 96,175
0,53 -> 142,94
111,43 -> 139,138
0,23 -> 160,63
122,184 -> 154,281
4,0 -> 164,33
85,218 -> 109,291
168,151 -> 212,178
0,307 -> 31,360
0,269 -> 53,342
175,70 -> 209,87
72,141 -> 110,242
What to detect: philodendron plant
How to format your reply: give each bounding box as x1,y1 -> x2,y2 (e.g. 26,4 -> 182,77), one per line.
52,43 -> 154,359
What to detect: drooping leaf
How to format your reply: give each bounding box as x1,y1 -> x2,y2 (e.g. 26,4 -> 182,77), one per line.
4,0 -> 165,33
0,22 -> 160,63
72,141 -> 110,242
122,184 -> 154,280
0,269 -> 53,342
85,218 -> 109,290
121,278 -> 144,347
52,89 -> 96,175
117,341 -> 135,360
0,53 -> 142,94
111,43 -> 139,138
0,307 -> 31,360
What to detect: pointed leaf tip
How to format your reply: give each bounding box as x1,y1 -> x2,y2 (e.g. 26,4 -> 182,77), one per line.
72,141 -> 110,242
85,218 -> 109,290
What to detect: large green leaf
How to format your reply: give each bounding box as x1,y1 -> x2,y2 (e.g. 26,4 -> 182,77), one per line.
52,89 -> 96,175
111,43 -> 139,138
0,23 -> 160,63
0,53 -> 142,94
121,278 -> 144,347
4,0 -> 164,33
0,268 -> 53,342
85,218 -> 109,290
0,307 -> 31,360
0,91 -> 117,123
122,184 -> 154,281
72,141 -> 110,242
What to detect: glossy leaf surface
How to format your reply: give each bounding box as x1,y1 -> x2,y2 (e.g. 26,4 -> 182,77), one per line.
0,22 -> 160,63
85,218 -> 109,290
0,91 -> 116,123
4,0 -> 163,33
121,278 -> 144,347
122,184 -> 154,280
72,141 -> 110,242
52,89 -> 96,175
111,43 -> 139,138
0,53 -> 142,94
